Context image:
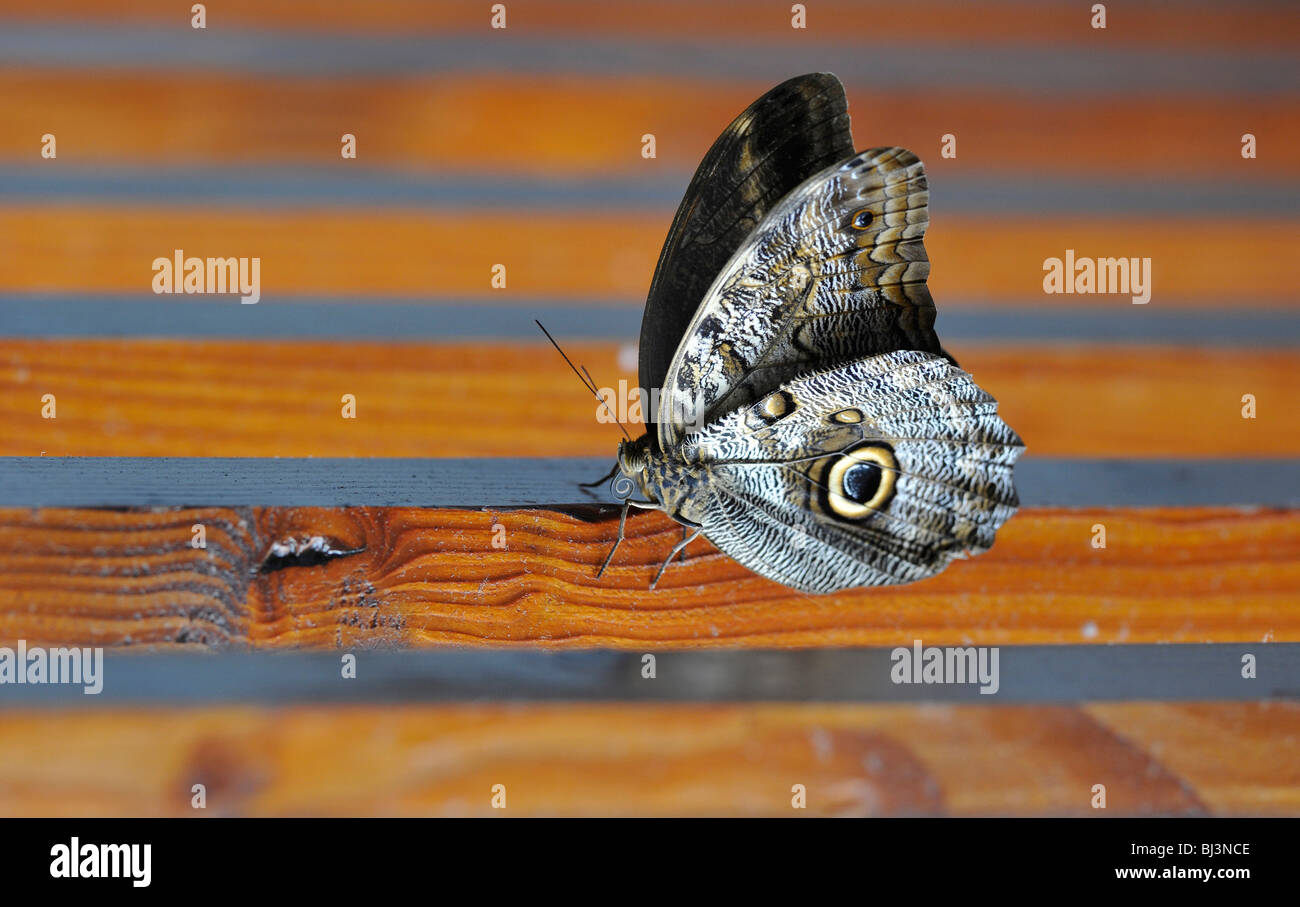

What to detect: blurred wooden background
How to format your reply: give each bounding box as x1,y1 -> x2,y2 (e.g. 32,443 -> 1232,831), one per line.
0,0 -> 1296,816
3,703 -> 1297,817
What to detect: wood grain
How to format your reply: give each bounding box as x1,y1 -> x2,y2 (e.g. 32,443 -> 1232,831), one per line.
0,341 -> 1294,457
1,505 -> 1294,649
2,70 -> 1296,179
0,702 -> 1293,816
1,205 -> 1297,303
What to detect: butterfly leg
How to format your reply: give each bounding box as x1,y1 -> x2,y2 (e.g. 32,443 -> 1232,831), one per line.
595,499 -> 630,579
650,525 -> 703,590
596,500 -> 662,579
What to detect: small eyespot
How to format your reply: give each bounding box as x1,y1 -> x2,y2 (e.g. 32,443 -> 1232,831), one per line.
830,408 -> 864,424
744,390 -> 796,430
850,208 -> 874,230
762,390 -> 794,420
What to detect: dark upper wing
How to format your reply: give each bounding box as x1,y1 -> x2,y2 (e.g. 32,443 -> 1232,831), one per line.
638,73 -> 853,450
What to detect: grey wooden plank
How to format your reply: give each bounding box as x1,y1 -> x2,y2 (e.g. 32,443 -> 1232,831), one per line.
0,645 -> 1293,706
3,165 -> 1297,215
4,297 -> 1299,346
0,457 -> 1297,508
0,297 -> 641,341
0,24 -> 1294,96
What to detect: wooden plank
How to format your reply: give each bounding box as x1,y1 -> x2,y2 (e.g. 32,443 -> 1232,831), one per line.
5,298 -> 1300,345
2,71 -> 1295,178
9,299 -> 1300,345
1087,702 -> 1300,816
2,646 -> 1294,705
4,0 -> 1295,51
1,206 -> 1293,303
6,457 -> 1298,509
0,341 -> 1294,457
6,26 -> 1293,100
9,167 -> 1292,218
1,506 -> 1295,649
0,702 -> 1292,816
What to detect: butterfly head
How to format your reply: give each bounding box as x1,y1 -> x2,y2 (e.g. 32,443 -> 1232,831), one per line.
612,433 -> 659,507
616,433 -> 652,477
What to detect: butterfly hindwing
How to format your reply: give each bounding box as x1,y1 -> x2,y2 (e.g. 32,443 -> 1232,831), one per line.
639,72 -> 853,448
687,351 -> 1023,593
658,147 -> 940,450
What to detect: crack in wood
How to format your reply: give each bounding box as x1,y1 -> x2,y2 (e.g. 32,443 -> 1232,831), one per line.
258,536 -> 367,575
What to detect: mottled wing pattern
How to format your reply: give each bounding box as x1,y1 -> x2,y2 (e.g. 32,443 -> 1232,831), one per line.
688,351 -> 1023,593
639,72 -> 853,449
658,147 -> 940,450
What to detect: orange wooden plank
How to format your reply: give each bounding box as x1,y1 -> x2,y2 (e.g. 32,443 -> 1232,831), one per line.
1088,702 -> 1300,817
0,341 -> 1293,458
0,206 -> 1296,304
1,70 -> 1295,178
1,0 -> 1294,52
0,702 -> 1293,816
0,506 -> 1295,649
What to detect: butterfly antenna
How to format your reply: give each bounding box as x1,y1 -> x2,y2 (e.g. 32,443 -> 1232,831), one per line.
536,320 -> 632,441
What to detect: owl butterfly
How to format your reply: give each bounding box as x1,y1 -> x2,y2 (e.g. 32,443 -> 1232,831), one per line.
597,72 -> 1023,593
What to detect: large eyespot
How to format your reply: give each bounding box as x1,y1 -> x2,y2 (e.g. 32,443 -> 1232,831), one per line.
850,208 -> 874,230
827,444 -> 897,518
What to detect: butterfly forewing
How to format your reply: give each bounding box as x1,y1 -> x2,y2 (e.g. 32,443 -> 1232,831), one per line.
639,72 -> 853,448
657,147 -> 941,451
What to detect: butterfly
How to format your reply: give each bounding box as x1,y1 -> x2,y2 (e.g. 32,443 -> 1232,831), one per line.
591,72 -> 1023,594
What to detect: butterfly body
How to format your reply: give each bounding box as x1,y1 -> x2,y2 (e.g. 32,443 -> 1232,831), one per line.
602,73 -> 1023,594
616,433 -> 707,527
